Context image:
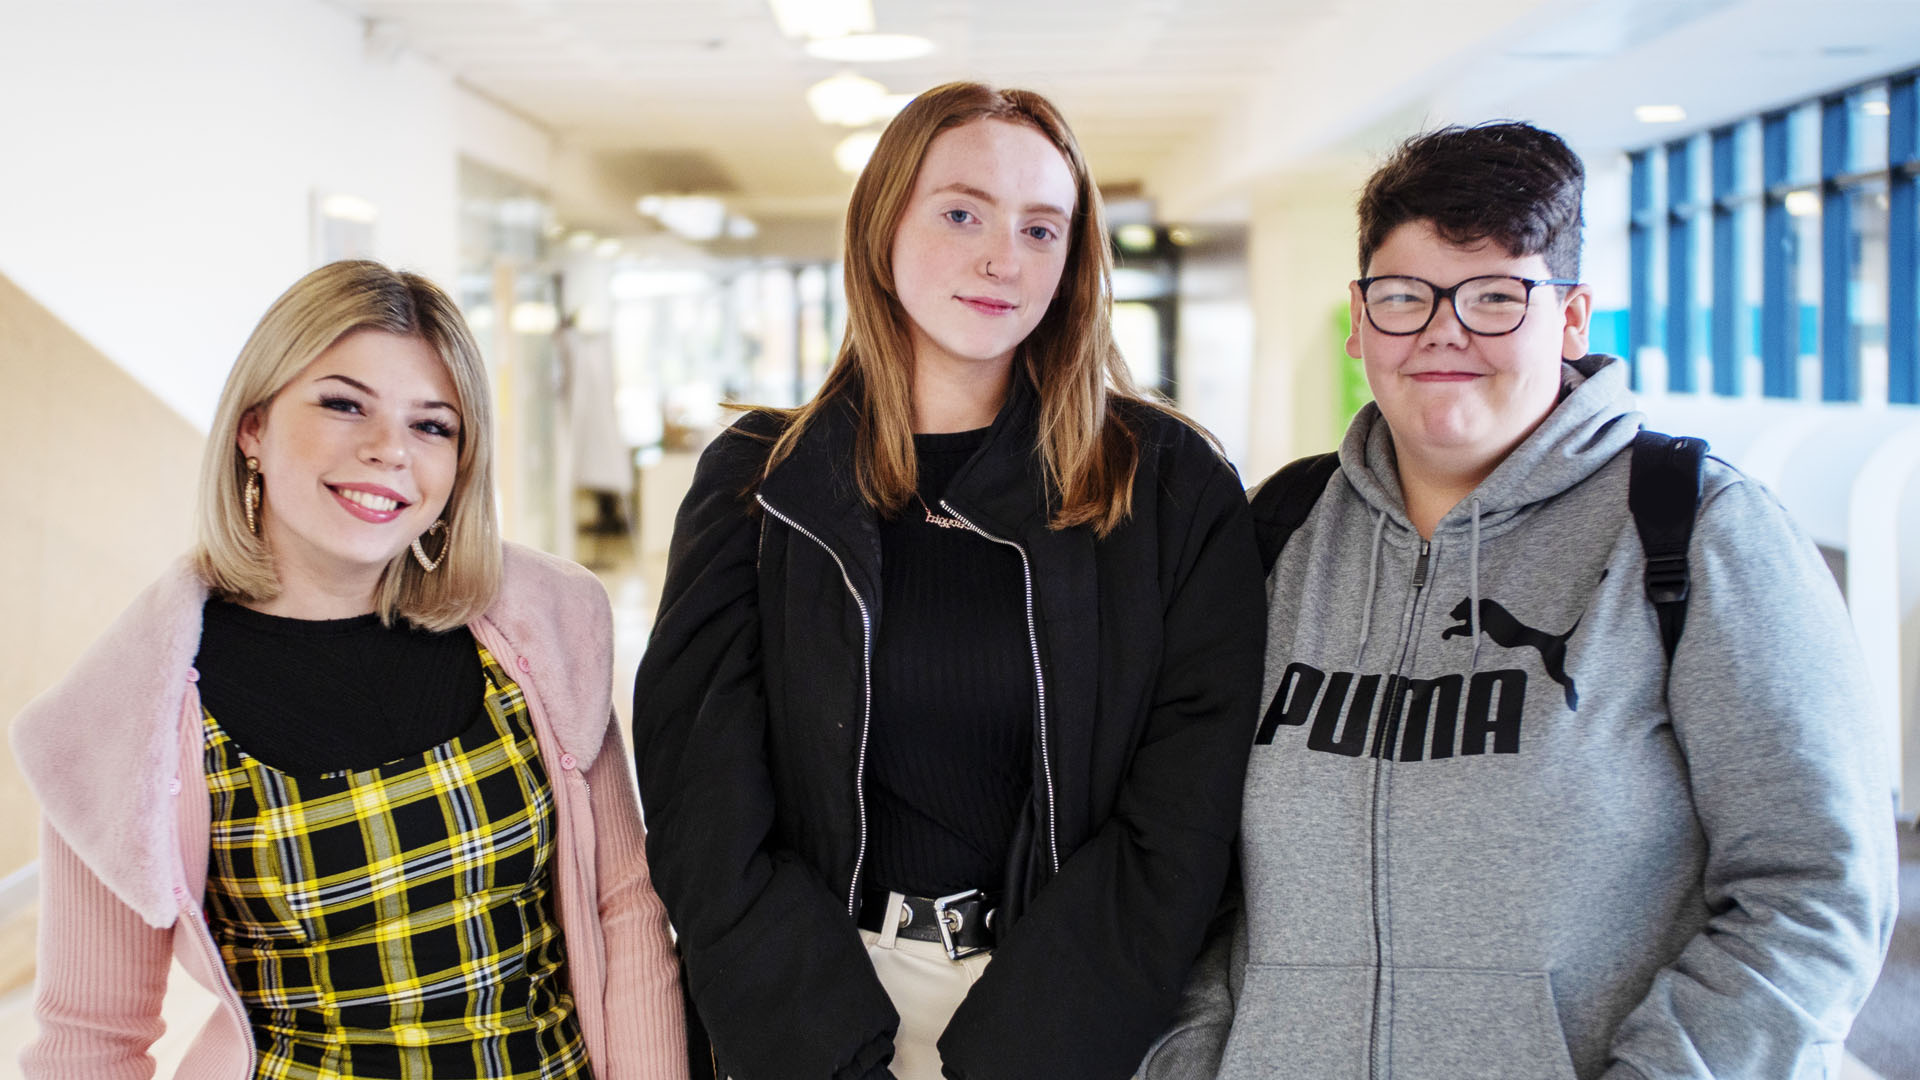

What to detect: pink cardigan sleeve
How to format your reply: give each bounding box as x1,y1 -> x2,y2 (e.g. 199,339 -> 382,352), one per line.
584,713 -> 689,1080
21,819 -> 173,1080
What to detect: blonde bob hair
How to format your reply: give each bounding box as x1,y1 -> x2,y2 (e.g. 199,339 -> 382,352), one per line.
193,260 -> 501,631
765,81 -> 1166,535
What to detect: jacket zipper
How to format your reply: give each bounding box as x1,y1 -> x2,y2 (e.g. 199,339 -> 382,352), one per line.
756,494 -> 875,916
1370,537 -> 1431,1080
940,500 -> 1061,874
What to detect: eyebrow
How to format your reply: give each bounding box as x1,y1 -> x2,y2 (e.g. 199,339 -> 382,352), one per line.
933,182 -> 1071,219
317,373 -> 460,414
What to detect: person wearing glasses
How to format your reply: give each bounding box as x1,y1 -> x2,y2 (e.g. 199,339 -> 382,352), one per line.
1141,122 -> 1895,1079
632,82 -> 1264,1080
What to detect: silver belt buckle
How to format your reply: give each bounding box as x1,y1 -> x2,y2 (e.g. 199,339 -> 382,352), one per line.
932,888 -> 987,961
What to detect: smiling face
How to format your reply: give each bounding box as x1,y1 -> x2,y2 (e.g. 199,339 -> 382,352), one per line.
1350,219 -> 1593,481
889,117 -> 1077,380
237,329 -> 461,611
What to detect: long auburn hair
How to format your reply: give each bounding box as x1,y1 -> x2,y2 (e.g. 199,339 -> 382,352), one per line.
764,81 -> 1165,535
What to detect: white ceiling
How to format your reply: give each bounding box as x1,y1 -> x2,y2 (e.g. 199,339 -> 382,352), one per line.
327,0 -> 1920,232
334,0 -> 1384,217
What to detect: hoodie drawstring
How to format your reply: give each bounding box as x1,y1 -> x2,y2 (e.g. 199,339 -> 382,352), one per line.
1467,496 -> 1484,672
1354,510 -> 1387,665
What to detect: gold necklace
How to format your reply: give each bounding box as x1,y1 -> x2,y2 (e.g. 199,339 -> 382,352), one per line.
913,493 -> 968,529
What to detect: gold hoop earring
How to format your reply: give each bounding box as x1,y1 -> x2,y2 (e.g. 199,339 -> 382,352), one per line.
411,520 -> 449,573
243,457 -> 262,535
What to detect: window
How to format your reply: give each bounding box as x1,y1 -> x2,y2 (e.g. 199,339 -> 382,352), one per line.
1631,66 -> 1920,404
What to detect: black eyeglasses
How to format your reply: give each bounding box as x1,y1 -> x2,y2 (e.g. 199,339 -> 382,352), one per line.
1356,275 -> 1580,336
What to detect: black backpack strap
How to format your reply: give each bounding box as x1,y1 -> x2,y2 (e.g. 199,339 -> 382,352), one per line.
1629,429 -> 1709,661
1248,452 -> 1341,575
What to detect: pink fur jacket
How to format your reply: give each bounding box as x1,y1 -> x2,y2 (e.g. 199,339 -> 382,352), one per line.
11,543 -> 688,1079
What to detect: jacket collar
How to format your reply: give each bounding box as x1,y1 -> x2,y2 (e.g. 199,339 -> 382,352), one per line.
11,543 -> 613,929
754,368 -> 1060,580
13,558 -> 206,927
935,367 -> 1059,543
750,369 -> 1102,859
756,393 -> 886,611
478,543 -> 616,774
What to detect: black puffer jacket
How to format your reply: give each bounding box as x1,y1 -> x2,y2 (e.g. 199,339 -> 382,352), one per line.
632,375 -> 1264,1080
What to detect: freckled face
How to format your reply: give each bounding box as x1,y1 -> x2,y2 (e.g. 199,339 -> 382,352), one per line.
237,329 -> 461,596
1349,220 -> 1592,473
890,118 -> 1078,375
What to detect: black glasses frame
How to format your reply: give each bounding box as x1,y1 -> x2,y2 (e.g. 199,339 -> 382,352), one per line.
1355,274 -> 1581,337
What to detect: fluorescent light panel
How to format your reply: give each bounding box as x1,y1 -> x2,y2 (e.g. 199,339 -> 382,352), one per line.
320,193 -> 378,224
808,73 -> 909,126
635,195 -> 731,241
835,131 -> 883,175
768,0 -> 872,39
1634,104 -> 1687,124
805,33 -> 934,62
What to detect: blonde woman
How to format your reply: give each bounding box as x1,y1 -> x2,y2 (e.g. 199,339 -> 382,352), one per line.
15,261 -> 687,1079
633,83 -> 1265,1080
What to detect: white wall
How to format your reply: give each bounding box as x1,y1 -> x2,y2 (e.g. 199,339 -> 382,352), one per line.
1242,171 -> 1371,479
1580,153 -> 1632,316
0,0 -> 552,431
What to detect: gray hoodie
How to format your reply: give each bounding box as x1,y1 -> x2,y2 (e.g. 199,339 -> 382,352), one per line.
1144,356 -> 1897,1080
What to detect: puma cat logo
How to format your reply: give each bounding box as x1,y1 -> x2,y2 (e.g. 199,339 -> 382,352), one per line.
1441,598 -> 1581,710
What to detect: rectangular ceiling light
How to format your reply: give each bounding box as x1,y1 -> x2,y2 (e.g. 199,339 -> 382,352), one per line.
768,0 -> 873,39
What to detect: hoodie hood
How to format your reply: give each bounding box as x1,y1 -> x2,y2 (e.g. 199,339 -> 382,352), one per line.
1338,354 -> 1644,535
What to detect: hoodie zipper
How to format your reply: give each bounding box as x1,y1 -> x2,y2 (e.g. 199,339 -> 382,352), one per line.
940,499 -> 1062,874
1369,536 -> 1432,1080
755,494 -> 874,917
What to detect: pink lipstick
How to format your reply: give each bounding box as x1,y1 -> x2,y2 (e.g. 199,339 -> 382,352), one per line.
327,483 -> 411,524
958,295 -> 1016,316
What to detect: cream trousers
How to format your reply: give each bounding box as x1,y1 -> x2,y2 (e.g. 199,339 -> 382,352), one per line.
860,890 -> 994,1080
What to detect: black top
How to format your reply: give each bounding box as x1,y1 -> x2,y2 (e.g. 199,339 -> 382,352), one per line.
632,376 -> 1266,1080
194,598 -> 485,775
866,427 -> 1034,897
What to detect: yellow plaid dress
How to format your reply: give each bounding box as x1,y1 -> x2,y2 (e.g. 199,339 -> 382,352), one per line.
202,644 -> 592,1080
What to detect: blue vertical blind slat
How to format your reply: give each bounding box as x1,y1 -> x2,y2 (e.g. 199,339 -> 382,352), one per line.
1629,149 -> 1654,393
1667,139 -> 1696,393
1891,75 -> 1918,405
1761,111 -> 1798,398
1821,95 -> 1858,401
1711,127 -> 1741,395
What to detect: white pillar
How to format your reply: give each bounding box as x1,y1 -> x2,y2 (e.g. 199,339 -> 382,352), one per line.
1244,172 -> 1371,480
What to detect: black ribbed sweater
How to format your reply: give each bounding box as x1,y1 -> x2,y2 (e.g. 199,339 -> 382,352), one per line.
864,427 -> 1034,898
193,599 -> 485,775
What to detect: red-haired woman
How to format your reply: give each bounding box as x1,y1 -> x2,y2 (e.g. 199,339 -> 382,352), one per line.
633,83 -> 1264,1080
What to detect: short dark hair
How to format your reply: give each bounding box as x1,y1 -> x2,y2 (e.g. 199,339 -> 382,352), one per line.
1357,121 -> 1585,280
